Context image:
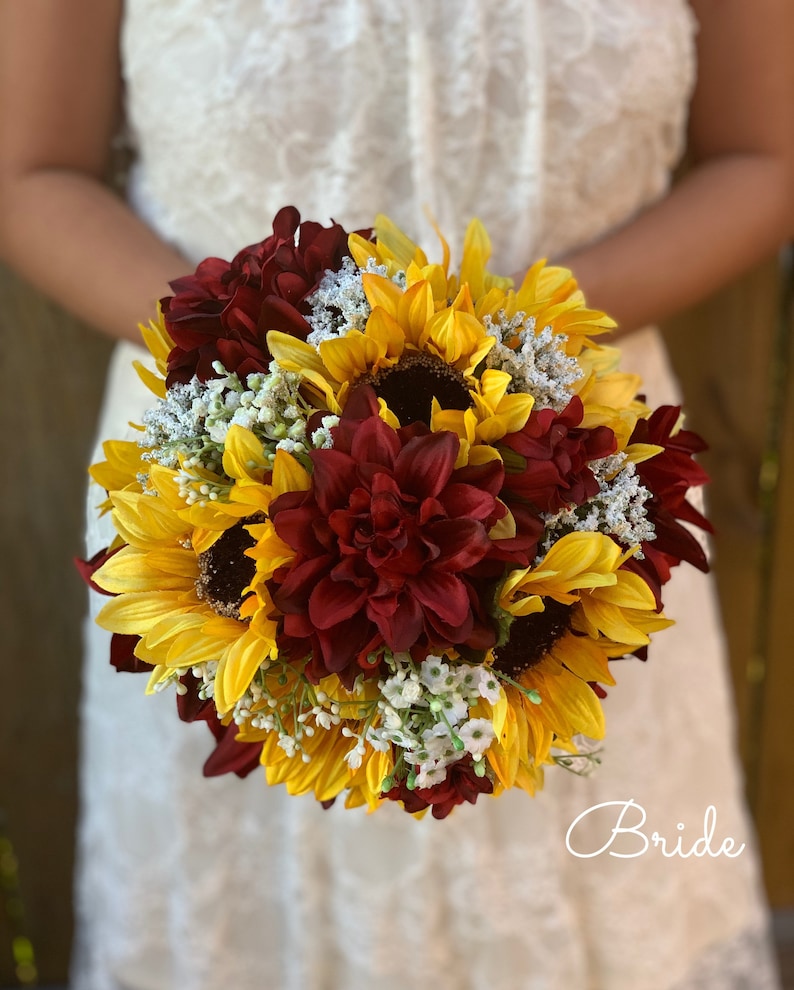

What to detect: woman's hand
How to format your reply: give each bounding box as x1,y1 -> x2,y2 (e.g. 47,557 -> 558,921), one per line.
0,0 -> 188,341
556,0 -> 794,336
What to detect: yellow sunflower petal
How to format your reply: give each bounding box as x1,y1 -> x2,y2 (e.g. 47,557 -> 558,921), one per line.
577,598 -> 651,645
145,664 -> 174,695
477,368 -> 510,409
488,504 -> 516,541
110,490 -> 188,549
507,533 -> 622,606
272,448 -> 312,496
359,305 -> 402,360
216,627 -> 276,713
93,546 -> 195,594
133,359 -> 167,399
190,526 -> 224,555
222,425 -> 270,481
513,760 -> 544,795
507,594 -> 545,618
89,439 -> 146,492
422,309 -> 492,370
590,571 -> 658,611
373,213 -> 428,268
165,625 -> 237,667
142,612 -> 207,651
348,231 -> 378,269
96,591 -> 193,635
361,271 -> 403,313
623,442 -> 665,465
459,217 -> 492,301
365,749 -> 393,799
266,331 -> 327,377
425,208 -> 451,276
582,371 -> 643,411
145,464 -> 190,510
398,279 -> 435,344
320,329 -> 386,383
552,634 -> 616,686
525,664 -> 606,740
138,309 -> 174,374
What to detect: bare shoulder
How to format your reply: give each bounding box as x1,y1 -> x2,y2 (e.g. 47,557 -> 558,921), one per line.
688,0 -> 794,160
0,0 -> 124,179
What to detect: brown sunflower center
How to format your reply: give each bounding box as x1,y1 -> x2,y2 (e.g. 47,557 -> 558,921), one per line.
195,521 -> 257,620
359,352 -> 473,427
492,600 -> 574,677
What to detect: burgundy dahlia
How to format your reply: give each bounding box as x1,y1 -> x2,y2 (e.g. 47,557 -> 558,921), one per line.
162,206 -> 363,386
630,405 -> 711,531
269,389 -> 509,685
618,406 -> 712,608
499,395 -> 616,513
629,406 -> 712,581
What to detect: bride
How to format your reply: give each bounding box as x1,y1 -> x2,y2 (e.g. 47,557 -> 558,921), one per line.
1,2 -> 791,987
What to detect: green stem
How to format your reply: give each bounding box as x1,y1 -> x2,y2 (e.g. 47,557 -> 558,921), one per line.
491,667 -> 542,704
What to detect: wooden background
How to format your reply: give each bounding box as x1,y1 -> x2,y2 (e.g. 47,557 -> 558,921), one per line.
0,253 -> 792,984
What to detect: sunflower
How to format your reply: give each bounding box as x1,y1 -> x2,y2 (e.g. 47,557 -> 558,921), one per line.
267,217 -> 539,443
92,449 -> 281,716
480,532 -> 672,788
266,272 -> 517,433
429,369 -> 536,458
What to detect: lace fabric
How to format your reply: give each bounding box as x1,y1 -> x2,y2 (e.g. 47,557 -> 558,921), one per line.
672,925 -> 782,990
72,2 -> 780,987
120,0 -> 694,270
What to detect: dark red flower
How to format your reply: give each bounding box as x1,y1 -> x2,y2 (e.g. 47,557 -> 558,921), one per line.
162,206 -> 367,386
269,388 -> 510,684
627,405 -> 712,589
172,676 -> 262,778
109,633 -> 152,674
631,405 -> 711,528
499,396 -> 617,513
202,720 -> 263,779
382,756 -> 494,819
77,545 -> 260,776
175,674 -> 215,725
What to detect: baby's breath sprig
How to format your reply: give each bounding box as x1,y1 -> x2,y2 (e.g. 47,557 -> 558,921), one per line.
540,452 -> 656,557
138,360 -> 331,496
226,660 -> 383,765
363,654 -> 503,789
552,746 -> 603,776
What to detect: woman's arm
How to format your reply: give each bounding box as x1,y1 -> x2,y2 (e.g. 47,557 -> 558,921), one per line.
0,0 -> 188,342
558,0 -> 794,335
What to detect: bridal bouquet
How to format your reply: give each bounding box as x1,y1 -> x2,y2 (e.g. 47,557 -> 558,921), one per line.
80,207 -> 711,818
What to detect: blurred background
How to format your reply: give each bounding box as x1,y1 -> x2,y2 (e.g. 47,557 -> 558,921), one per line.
0,243 -> 792,986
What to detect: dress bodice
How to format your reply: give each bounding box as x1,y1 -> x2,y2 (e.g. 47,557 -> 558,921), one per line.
121,0 -> 696,269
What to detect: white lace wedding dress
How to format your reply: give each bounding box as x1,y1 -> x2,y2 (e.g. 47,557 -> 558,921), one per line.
73,1 -> 781,987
